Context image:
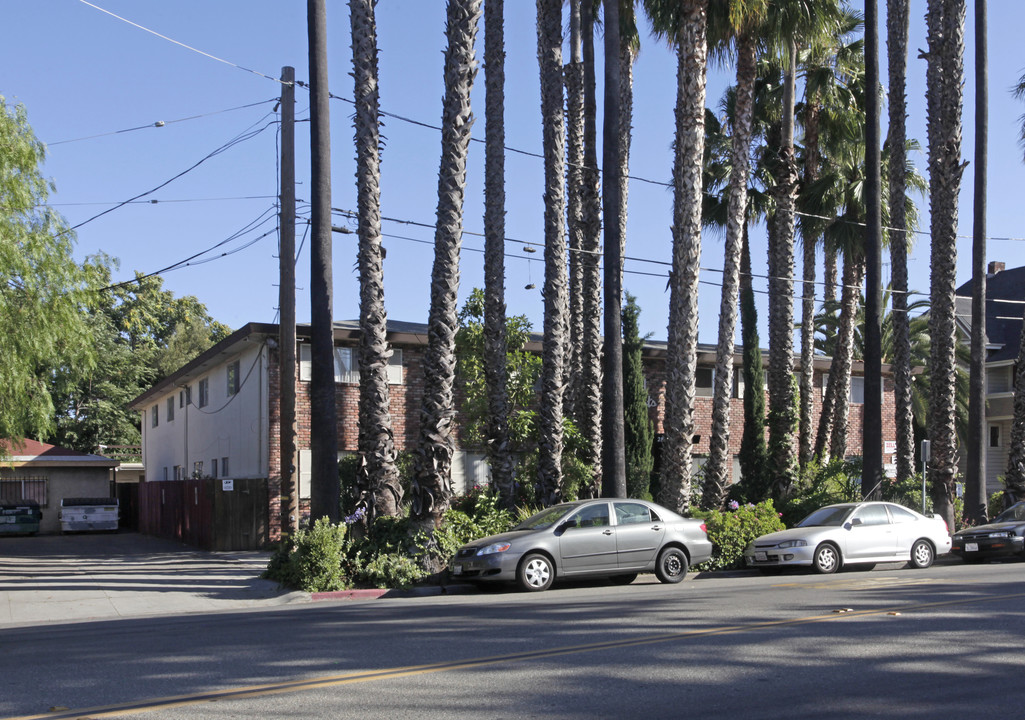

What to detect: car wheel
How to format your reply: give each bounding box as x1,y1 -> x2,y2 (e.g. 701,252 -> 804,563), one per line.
518,553 -> 554,592
812,543 -> 841,574
608,573 -> 638,585
655,547 -> 688,584
909,539 -> 934,569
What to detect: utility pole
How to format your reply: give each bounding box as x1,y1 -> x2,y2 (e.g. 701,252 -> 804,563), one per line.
307,0 -> 340,522
278,66 -> 299,537
863,0 -> 884,499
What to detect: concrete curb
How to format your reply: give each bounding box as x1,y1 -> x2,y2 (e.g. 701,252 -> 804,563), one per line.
310,583 -> 480,602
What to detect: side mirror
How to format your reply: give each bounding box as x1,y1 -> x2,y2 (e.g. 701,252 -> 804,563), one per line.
556,521 -> 573,534
847,518 -> 863,529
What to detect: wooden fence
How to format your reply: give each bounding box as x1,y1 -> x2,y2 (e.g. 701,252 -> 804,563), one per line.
138,478 -> 269,551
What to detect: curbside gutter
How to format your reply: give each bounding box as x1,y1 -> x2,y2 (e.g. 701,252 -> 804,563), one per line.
310,583 -> 480,602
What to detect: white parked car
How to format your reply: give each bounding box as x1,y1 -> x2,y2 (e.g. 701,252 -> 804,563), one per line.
744,501 -> 951,574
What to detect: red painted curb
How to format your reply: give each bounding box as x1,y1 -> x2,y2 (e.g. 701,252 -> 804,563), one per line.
311,588 -> 389,601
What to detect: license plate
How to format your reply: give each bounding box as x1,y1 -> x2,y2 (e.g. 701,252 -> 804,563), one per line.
451,564 -> 462,575
965,543 -> 979,552
755,551 -> 767,562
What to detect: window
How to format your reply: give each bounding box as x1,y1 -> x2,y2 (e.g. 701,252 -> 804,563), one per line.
193,461 -> 203,478
850,376 -> 866,404
887,505 -> 918,523
853,504 -> 890,526
166,397 -> 175,423
990,425 -> 1001,448
695,367 -> 714,398
198,378 -> 209,408
226,360 -> 240,396
615,502 -> 653,525
571,503 -> 610,528
211,459 -> 218,479
221,457 -> 229,477
299,343 -> 312,382
151,404 -> 159,428
388,349 -> 404,385
180,386 -> 192,408
334,347 -> 359,384
0,476 -> 48,506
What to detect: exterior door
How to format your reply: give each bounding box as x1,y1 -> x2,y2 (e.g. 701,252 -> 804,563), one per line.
845,504 -> 897,560
558,502 -> 618,574
613,502 -> 666,569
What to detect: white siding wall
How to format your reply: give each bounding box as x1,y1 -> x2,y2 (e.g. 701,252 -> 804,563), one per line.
141,343 -> 268,481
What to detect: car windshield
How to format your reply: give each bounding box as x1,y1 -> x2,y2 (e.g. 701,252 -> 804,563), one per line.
992,503 -> 1025,523
514,505 -> 576,531
797,505 -> 854,528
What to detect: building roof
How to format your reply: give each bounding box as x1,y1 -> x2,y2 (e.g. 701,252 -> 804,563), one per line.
955,264 -> 1025,364
1,439 -> 119,468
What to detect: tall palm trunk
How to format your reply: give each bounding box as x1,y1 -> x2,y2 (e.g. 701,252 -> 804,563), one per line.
799,99 -> 821,470
887,0 -> 914,482
579,0 -> 604,498
925,0 -> 966,531
350,0 -> 401,520
411,0 -> 482,527
601,0 -> 627,498
701,33 -> 756,510
483,0 -> 515,508
827,256 -> 866,460
565,0 -> 585,424
659,0 -> 707,514
767,41 -> 800,499
535,0 -> 569,505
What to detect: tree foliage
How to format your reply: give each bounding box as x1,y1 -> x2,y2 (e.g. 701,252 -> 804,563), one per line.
622,293 -> 654,500
0,97 -> 100,445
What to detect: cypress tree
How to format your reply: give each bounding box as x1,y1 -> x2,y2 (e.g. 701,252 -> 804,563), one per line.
622,293 -> 654,499
738,227 -> 769,501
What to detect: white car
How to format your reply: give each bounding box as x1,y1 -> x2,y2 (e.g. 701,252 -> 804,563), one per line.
744,501 -> 951,574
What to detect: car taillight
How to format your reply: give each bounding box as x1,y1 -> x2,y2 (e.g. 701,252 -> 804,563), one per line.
700,523 -> 707,534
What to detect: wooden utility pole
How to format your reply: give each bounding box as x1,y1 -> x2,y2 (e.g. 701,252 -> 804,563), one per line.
278,66 -> 299,537
863,0 -> 884,499
307,0 -> 340,522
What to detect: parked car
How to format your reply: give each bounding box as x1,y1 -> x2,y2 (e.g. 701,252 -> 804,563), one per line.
951,501 -> 1025,562
450,498 -> 714,591
744,501 -> 951,574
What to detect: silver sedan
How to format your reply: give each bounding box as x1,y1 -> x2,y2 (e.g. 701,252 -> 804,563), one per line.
744,501 -> 952,574
450,498 -> 714,591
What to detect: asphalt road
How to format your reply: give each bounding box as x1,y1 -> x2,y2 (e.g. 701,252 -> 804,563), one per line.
1,558 -> 1023,720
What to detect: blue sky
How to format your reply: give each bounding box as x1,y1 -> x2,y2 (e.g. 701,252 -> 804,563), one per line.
4,1 -> 1024,344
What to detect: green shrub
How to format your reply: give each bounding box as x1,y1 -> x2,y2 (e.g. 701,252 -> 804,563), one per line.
263,517 -> 349,592
693,500 -> 786,571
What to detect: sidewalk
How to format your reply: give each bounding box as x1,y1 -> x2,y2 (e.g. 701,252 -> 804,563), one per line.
0,532 -> 308,628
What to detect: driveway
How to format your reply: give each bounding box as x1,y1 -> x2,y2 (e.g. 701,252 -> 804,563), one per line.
0,532 -> 307,627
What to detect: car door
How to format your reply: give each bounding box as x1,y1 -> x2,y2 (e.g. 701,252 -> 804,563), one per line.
558,502 -> 618,574
845,504 -> 898,560
886,503 -> 929,556
613,502 -> 666,569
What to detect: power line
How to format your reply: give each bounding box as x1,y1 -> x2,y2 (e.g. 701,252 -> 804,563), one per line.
48,195 -> 277,207
77,1 -> 286,85
47,99 -> 278,146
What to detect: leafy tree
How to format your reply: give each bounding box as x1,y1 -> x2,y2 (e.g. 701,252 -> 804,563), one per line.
0,96 -> 99,446
622,293 -> 653,500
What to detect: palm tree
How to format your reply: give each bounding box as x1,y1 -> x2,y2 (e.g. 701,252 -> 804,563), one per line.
349,0 -> 402,521
411,0 -> 483,528
565,0 -> 585,425
482,0 -> 515,508
535,0 -> 569,506
699,0 -> 767,510
644,0 -> 708,514
924,0 -> 966,530
886,0 -> 914,483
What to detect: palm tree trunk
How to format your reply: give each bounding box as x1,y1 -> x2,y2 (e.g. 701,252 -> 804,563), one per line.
565,0 -> 585,425
659,0 -> 707,513
925,0 -> 966,531
579,0 -> 604,498
483,0 -> 515,508
536,0 -> 568,505
701,32 -> 755,510
799,99 -> 821,470
350,0 -> 401,520
887,0 -> 915,483
767,41 -> 800,499
828,257 -> 866,460
601,0 -> 627,499
412,0 -> 482,527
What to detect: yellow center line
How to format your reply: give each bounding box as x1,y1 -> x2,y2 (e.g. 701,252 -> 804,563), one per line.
8,589 -> 1025,720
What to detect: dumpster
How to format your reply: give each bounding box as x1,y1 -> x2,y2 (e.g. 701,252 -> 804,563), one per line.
60,497 -> 119,533
0,501 -> 43,535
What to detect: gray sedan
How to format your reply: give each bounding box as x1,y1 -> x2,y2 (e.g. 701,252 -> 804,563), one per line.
450,498 -> 714,591
744,501 -> 952,574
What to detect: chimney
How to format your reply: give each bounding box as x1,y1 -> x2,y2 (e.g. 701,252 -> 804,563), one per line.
988,261 -> 1005,275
